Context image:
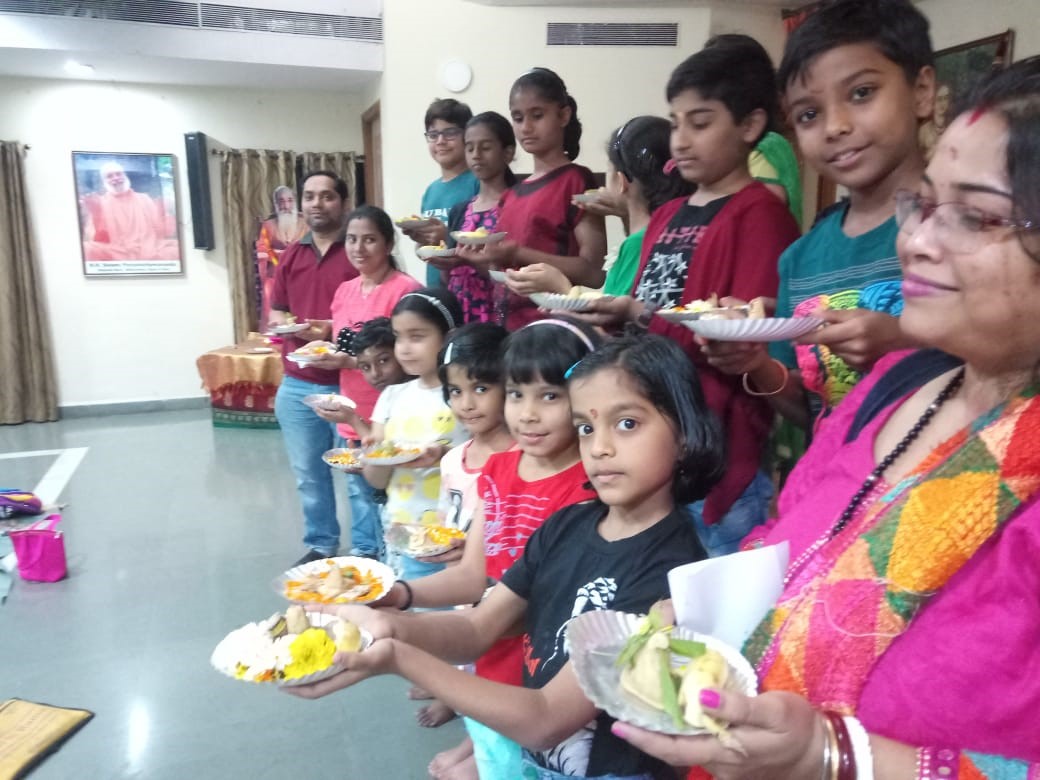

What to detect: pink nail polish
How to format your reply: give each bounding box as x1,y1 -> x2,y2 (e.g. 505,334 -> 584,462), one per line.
699,688 -> 721,709
610,722 -> 628,739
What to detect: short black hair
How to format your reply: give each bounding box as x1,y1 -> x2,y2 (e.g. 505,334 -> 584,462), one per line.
301,169 -> 349,202
777,0 -> 933,90
344,204 -> 399,270
350,317 -> 395,357
502,317 -> 601,387
703,34 -> 781,135
437,322 -> 509,403
425,98 -> 473,131
391,287 -> 463,335
607,116 -> 693,212
666,43 -> 778,145
961,55 -> 1040,261
567,334 -> 724,504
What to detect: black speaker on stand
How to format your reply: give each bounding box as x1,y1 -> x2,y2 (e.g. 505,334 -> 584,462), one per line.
184,132 -> 215,250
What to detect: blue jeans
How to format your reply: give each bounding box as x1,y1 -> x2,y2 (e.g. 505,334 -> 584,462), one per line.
275,375 -> 340,555
687,470 -> 774,557
346,471 -> 382,558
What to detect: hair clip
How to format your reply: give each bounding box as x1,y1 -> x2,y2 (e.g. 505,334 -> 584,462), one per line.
442,342 -> 455,365
564,360 -> 582,380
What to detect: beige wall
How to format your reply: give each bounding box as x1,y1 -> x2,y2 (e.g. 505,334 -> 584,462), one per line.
379,1 -> 730,274
0,77 -> 365,407
917,0 -> 1038,58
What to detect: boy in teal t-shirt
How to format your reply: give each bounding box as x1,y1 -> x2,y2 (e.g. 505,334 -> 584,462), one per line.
701,0 -> 936,429
403,98 -> 480,286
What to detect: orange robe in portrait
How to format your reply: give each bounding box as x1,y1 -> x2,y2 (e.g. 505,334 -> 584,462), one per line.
82,189 -> 180,261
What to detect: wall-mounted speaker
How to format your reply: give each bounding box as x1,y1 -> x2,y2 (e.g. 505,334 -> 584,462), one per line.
184,132 -> 215,250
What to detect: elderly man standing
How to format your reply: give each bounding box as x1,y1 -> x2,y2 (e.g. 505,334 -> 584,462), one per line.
81,161 -> 179,261
269,171 -> 358,566
256,185 -> 308,325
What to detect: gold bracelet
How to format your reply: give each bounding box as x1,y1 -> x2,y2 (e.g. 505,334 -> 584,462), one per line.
742,358 -> 789,396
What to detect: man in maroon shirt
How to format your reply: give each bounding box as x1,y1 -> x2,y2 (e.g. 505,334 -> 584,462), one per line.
269,171 -> 358,566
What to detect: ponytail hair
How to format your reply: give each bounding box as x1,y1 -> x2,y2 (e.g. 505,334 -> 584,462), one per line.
607,116 -> 693,212
511,67 -> 582,160
466,111 -> 519,187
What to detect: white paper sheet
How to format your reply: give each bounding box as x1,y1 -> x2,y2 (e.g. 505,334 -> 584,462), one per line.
667,542 -> 789,649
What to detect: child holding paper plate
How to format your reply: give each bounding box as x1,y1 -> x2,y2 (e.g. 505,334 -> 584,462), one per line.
288,334 -> 719,780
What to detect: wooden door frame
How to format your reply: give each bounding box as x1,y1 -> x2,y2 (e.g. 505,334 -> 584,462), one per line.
362,100 -> 382,208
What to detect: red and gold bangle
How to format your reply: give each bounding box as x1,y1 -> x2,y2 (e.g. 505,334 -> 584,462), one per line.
823,711 -> 856,780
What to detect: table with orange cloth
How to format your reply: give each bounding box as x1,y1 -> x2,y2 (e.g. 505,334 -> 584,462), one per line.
195,334 -> 283,428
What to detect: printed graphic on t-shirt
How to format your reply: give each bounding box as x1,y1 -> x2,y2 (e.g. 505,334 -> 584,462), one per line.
484,492 -> 559,564
524,576 -> 617,775
444,488 -> 464,531
635,225 -> 709,309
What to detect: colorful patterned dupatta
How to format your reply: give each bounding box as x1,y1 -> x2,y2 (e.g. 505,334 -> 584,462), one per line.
744,385 -> 1040,712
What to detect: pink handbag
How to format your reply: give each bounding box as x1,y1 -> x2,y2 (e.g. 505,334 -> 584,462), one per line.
9,514 -> 67,582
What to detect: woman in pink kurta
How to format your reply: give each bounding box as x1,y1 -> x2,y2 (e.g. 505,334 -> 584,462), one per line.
612,58 -> 1040,779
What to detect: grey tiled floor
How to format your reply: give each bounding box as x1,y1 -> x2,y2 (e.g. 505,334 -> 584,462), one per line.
1,410 -> 464,779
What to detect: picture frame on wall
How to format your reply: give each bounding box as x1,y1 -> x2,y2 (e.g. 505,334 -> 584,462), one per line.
73,151 -> 183,276
920,30 -> 1015,160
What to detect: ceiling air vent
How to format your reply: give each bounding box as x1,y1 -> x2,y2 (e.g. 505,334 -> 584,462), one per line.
0,0 -> 198,26
547,22 -> 677,47
200,3 -> 383,41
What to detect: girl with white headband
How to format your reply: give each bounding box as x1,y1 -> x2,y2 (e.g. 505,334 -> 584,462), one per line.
363,288 -> 469,584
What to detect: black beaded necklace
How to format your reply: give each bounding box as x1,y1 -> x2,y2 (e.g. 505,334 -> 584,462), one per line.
828,366 -> 967,540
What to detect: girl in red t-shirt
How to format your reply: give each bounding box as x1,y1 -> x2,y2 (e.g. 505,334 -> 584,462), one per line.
377,317 -> 600,780
457,68 -> 607,330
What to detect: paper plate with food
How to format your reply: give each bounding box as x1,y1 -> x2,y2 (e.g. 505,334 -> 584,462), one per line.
396,215 -> 439,230
656,295 -> 762,324
682,316 -> 823,342
386,523 -> 466,557
451,228 -> 507,246
362,440 -> 424,466
566,609 -> 757,745
277,556 -> 395,606
322,447 -> 365,473
530,290 -> 607,312
304,393 -> 356,413
287,342 -> 336,366
416,242 -> 456,260
211,606 -> 372,687
572,189 -> 603,205
269,319 -> 310,335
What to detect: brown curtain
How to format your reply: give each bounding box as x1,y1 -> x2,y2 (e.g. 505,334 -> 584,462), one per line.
221,149 -> 295,341
297,151 -> 357,210
0,142 -> 58,424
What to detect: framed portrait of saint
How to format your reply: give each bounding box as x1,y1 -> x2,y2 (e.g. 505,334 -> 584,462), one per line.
73,151 -> 183,276
920,30 -> 1015,160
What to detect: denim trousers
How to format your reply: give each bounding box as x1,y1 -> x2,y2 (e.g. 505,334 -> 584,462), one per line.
686,470 -> 774,557
345,471 -> 382,557
275,374 -> 340,555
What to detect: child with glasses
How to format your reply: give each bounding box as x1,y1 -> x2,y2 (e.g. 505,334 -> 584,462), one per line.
702,0 -> 938,431
402,98 -> 481,287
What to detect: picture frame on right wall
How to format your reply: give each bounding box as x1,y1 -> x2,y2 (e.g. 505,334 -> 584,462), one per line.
920,29 -> 1015,161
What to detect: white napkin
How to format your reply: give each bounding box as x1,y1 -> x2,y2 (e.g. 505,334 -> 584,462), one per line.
667,542 -> 789,649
